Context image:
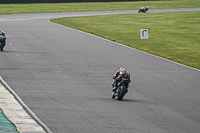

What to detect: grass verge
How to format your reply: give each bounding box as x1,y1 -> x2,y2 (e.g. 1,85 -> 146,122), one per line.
0,0 -> 200,15
51,11 -> 200,69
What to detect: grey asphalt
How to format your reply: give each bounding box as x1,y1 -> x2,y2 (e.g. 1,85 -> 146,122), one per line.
1,8 -> 200,133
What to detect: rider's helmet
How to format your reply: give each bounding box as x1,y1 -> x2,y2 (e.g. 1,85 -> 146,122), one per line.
0,31 -> 5,36
119,67 -> 127,75
120,69 -> 129,75
120,67 -> 126,71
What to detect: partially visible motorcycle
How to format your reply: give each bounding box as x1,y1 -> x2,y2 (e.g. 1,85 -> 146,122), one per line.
0,31 -> 6,51
138,6 -> 149,13
112,79 -> 129,100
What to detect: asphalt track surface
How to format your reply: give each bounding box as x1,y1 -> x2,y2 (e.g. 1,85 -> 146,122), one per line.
1,8 -> 200,133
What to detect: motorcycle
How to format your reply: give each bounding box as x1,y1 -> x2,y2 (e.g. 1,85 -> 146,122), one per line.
0,31 -> 6,51
112,79 -> 129,100
138,6 -> 149,13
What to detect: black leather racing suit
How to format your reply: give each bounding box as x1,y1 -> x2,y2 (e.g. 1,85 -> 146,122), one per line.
112,69 -> 131,92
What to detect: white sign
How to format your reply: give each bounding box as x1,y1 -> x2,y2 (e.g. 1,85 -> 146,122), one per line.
140,29 -> 149,39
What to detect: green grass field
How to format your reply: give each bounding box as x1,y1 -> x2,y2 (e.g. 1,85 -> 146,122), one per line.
1,0 -> 200,69
0,0 -> 200,15
51,11 -> 200,69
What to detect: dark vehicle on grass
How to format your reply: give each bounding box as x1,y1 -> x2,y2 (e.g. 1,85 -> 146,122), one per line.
138,6 -> 149,13
0,31 -> 6,51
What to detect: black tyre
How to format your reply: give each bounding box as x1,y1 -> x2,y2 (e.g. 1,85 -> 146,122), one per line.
117,86 -> 126,100
1,48 -> 3,51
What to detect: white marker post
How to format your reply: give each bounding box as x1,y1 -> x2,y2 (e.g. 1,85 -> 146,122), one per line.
140,29 -> 149,39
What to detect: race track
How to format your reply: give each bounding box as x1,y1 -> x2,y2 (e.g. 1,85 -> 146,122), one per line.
0,8 -> 200,133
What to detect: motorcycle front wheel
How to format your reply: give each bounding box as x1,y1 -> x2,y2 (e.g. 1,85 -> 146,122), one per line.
117,86 -> 126,100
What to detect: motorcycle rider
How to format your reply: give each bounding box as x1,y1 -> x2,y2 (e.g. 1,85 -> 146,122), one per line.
145,6 -> 149,11
141,6 -> 149,12
0,31 -> 6,51
112,67 -> 131,93
141,6 -> 145,10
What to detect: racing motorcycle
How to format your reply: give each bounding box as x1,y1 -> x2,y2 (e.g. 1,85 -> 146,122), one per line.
138,6 -> 149,13
0,31 -> 6,51
112,79 -> 129,100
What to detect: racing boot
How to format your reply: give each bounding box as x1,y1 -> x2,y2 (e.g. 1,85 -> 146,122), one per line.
112,79 -> 117,92
112,87 -> 117,92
